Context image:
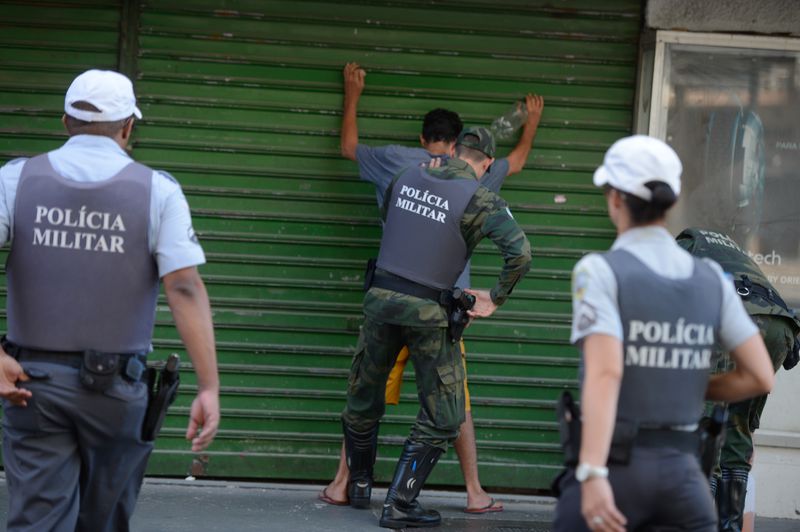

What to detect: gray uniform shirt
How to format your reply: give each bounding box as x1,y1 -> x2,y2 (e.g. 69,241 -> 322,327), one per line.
356,143 -> 511,288
571,226 -> 757,350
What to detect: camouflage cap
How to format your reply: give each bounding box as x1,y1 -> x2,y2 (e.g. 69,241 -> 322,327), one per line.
456,126 -> 496,158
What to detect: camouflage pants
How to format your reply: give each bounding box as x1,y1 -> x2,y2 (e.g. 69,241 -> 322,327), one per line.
341,316 -> 466,451
707,314 -> 795,472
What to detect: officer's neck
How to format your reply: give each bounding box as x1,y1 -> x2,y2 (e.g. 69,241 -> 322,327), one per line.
452,157 -> 484,180
68,132 -> 130,151
617,218 -> 668,236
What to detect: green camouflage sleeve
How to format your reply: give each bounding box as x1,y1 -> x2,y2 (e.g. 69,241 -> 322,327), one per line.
461,186 -> 531,305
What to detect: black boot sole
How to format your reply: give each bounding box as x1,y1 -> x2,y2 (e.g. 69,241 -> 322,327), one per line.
349,483 -> 372,509
379,517 -> 441,529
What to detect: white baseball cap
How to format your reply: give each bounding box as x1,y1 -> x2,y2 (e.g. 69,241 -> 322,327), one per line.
64,69 -> 142,122
593,135 -> 682,201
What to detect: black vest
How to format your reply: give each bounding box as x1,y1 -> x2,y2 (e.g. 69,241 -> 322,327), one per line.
377,166 -> 479,289
603,250 -> 722,427
6,154 -> 159,352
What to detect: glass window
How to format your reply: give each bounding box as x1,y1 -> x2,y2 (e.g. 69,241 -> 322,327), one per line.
642,32 -> 800,306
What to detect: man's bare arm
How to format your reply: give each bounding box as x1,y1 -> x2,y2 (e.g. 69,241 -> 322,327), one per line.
341,62 -> 366,161
505,93 -> 544,176
578,333 -> 628,532
163,266 -> 220,452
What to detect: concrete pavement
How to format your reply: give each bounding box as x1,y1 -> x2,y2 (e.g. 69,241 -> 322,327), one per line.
134,479 -> 555,531
0,475 -> 798,531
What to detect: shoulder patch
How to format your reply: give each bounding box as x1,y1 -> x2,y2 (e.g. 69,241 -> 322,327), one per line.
575,301 -> 598,332
187,225 -> 199,244
573,266 -> 590,302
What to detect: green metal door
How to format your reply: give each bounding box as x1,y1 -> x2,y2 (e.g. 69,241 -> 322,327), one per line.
0,0 -> 641,490
0,0 -> 122,155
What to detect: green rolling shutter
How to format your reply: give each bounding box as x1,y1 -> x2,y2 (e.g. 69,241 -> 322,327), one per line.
0,0 -> 122,155
0,0 -> 641,490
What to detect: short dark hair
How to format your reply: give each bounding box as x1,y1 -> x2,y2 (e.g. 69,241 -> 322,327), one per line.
455,136 -> 489,164
421,108 -> 462,144
64,101 -> 132,137
612,181 -> 678,225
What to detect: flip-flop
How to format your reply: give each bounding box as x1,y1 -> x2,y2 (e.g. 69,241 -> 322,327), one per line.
464,498 -> 504,514
318,487 -> 349,506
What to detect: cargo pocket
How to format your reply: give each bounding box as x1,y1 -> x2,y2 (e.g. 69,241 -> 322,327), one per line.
347,331 -> 367,394
433,362 -> 466,432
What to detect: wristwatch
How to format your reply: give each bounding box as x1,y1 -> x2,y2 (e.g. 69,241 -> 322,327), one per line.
575,463 -> 609,482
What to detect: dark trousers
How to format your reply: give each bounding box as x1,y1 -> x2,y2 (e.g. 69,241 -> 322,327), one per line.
342,316 -> 465,450
2,360 -> 153,532
553,446 -> 717,532
710,315 -> 795,473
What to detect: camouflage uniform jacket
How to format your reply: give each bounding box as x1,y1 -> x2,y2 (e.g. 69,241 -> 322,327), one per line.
364,157 -> 531,327
676,227 -> 800,331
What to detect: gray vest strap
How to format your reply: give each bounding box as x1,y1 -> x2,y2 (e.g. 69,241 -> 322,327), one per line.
6,154 -> 158,352
376,166 -> 479,290
603,249 -> 722,428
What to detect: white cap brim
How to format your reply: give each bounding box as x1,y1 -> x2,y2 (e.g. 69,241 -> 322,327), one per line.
65,105 -> 142,122
592,165 -> 611,188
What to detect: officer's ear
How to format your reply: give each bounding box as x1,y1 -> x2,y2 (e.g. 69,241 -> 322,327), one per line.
606,188 -> 627,218
447,143 -> 456,157
120,117 -> 135,141
606,187 -> 620,205
482,157 -> 495,174
613,189 -> 626,208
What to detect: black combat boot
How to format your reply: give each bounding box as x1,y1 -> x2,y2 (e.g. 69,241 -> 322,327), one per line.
716,469 -> 748,532
342,421 -> 379,509
379,439 -> 444,529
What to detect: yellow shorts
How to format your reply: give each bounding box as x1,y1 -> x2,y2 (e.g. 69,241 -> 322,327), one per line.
384,340 -> 471,412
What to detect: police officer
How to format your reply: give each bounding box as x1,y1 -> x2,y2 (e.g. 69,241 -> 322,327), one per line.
553,136 -> 774,532
322,61 -> 543,513
0,69 -> 220,532
677,227 -> 800,532
341,126 -> 531,529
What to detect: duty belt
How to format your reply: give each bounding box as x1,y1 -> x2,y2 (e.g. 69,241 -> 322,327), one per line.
635,428 -> 699,454
371,270 -> 448,304
1,336 -> 147,376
